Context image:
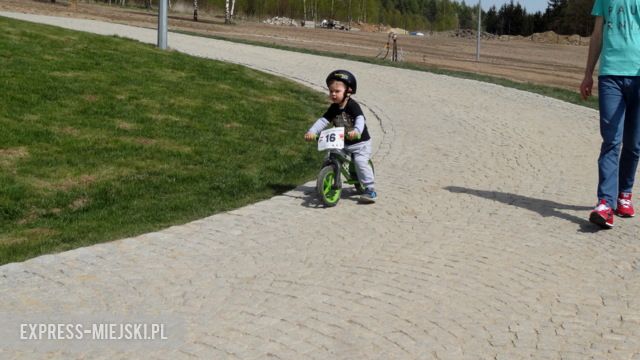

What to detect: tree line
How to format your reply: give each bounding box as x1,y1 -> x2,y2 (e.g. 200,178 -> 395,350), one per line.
105,0 -> 595,35
485,0 -> 594,37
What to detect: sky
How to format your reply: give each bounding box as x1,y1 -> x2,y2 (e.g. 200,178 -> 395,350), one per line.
479,0 -> 548,13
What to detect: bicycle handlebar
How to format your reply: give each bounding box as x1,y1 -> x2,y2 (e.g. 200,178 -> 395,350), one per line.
306,132 -> 361,141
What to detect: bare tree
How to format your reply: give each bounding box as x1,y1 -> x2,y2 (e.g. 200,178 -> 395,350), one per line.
303,0 -> 307,22
225,0 -> 236,24
231,0 -> 236,19
347,0 -> 351,29
225,0 -> 231,23
314,0 -> 318,25
359,0 -> 366,22
193,0 -> 198,21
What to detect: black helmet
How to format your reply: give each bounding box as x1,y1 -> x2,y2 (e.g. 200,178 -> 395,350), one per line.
326,70 -> 357,94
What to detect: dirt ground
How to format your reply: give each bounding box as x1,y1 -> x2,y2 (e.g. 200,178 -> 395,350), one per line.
1,0 -> 590,92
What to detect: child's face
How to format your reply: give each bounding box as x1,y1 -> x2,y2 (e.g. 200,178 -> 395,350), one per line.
328,81 -> 347,104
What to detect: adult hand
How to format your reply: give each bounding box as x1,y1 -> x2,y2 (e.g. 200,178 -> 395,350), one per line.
347,130 -> 360,140
580,75 -> 593,100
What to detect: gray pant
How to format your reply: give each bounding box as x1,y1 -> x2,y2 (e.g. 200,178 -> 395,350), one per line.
345,140 -> 375,190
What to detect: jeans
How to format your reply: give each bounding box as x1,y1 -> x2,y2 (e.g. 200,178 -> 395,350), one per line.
597,76 -> 640,208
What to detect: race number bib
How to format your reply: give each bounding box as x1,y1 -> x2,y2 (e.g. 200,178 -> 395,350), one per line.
318,127 -> 345,151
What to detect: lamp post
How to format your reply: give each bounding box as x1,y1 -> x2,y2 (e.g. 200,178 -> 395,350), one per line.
158,0 -> 168,49
476,0 -> 481,61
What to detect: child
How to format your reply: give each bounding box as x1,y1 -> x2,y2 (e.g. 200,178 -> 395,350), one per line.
304,70 -> 377,203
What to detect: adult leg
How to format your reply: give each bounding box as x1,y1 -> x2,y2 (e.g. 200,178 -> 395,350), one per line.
618,77 -> 640,195
597,76 -> 626,208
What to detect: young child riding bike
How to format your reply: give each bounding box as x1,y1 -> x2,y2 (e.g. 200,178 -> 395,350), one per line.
304,70 -> 377,203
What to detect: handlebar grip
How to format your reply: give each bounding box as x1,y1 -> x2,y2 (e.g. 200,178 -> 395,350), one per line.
347,132 -> 361,140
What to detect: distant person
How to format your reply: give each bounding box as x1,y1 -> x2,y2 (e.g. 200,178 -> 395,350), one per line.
580,0 -> 640,228
304,70 -> 377,203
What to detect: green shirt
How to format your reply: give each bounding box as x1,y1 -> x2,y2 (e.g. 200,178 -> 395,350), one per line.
592,0 -> 640,75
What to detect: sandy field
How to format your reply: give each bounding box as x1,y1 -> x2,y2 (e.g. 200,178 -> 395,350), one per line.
0,0 -> 590,92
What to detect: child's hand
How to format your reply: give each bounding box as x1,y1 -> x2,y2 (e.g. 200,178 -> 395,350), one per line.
304,132 -> 317,142
347,130 -> 360,140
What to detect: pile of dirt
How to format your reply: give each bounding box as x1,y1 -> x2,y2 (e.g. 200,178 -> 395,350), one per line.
355,21 -> 383,33
451,29 -> 498,40
501,34 -> 526,41
531,31 -> 589,45
446,29 -> 588,46
387,27 -> 408,34
263,16 -> 299,27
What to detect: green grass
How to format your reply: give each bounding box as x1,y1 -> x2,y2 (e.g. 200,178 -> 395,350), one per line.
175,29 -> 599,110
0,16 -> 327,264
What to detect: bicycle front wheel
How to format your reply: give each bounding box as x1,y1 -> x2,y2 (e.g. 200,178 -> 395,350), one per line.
317,165 -> 342,207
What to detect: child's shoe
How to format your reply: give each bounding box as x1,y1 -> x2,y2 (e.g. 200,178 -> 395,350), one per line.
359,188 -> 377,204
616,193 -> 635,217
589,199 -> 614,229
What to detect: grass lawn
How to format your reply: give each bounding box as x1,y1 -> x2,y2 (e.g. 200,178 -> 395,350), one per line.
0,16 -> 326,265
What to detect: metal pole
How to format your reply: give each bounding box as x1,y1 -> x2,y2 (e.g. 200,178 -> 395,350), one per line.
476,0 -> 481,61
158,0 -> 168,49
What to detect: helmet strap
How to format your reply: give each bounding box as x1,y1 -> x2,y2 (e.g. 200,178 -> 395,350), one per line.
340,92 -> 350,106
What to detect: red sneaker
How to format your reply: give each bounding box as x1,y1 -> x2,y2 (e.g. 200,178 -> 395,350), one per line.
589,199 -> 614,229
616,193 -> 635,218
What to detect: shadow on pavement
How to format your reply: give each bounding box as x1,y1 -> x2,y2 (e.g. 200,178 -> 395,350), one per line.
273,183 -> 363,208
269,184 -> 324,208
444,186 -> 601,233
